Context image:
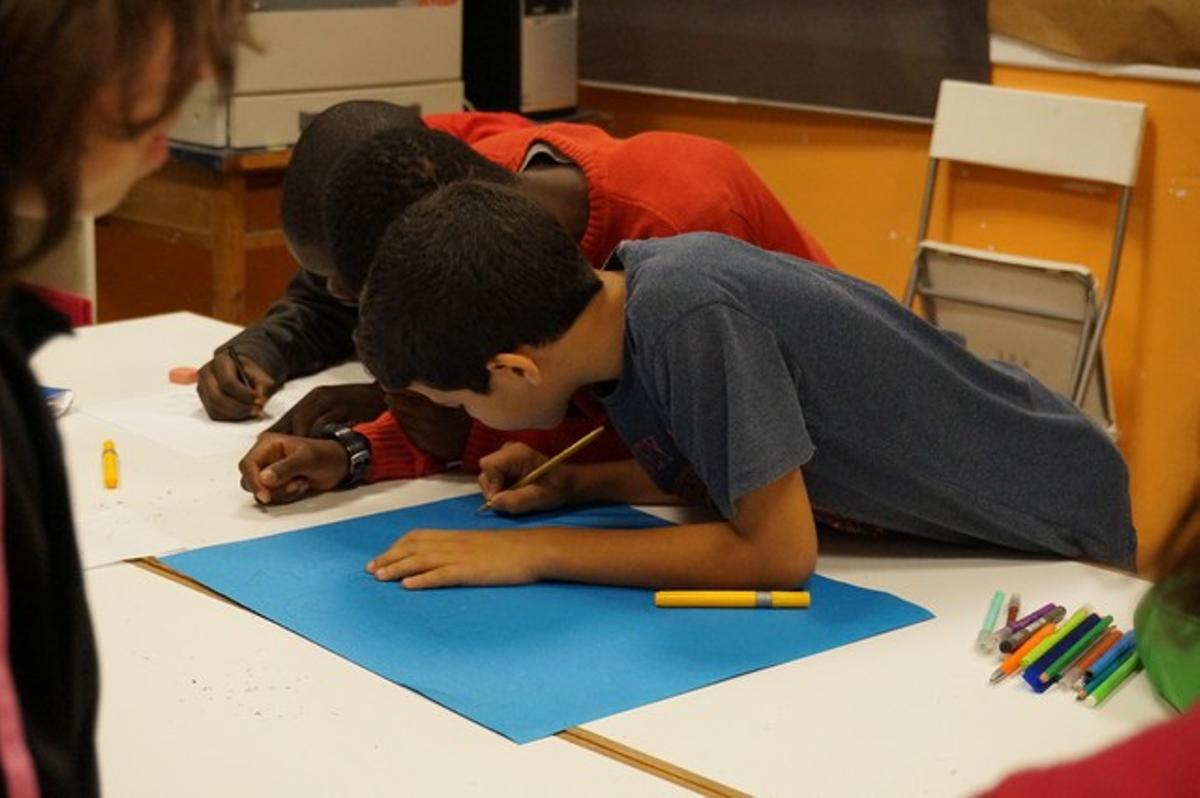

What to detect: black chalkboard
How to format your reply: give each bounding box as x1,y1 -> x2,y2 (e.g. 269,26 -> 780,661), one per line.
579,1 -> 989,120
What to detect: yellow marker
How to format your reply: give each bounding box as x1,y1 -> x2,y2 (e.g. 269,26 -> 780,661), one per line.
654,590 -> 811,609
102,440 -> 119,489
476,426 -> 606,513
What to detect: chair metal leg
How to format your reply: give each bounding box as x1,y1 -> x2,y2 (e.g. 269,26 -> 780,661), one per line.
904,159 -> 940,307
1072,186 -> 1133,402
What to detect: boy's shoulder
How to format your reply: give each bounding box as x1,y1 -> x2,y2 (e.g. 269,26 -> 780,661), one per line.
617,230 -> 816,299
616,232 -> 798,349
618,231 -> 760,286
618,233 -> 743,314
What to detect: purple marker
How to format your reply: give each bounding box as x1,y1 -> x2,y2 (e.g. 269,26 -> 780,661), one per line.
999,606 -> 1067,653
990,602 -> 1058,647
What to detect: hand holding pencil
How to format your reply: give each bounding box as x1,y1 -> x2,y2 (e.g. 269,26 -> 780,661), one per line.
196,346 -> 276,421
476,427 -> 606,514
366,427 -> 607,590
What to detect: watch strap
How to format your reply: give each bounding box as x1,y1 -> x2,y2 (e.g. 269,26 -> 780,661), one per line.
317,423 -> 372,488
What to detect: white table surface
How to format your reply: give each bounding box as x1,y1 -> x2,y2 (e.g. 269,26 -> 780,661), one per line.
87,563 -> 682,797
38,313 -> 684,797
33,312 -> 482,556
579,534 -> 1173,796
35,313 -> 1175,796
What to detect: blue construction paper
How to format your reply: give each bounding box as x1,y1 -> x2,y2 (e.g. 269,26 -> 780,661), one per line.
164,495 -> 933,742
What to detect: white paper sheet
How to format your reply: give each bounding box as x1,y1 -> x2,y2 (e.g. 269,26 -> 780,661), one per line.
74,500 -> 186,568
81,382 -> 320,459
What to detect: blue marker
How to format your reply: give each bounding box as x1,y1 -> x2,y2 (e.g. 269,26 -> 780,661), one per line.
1024,613 -> 1100,693
1078,630 -> 1137,696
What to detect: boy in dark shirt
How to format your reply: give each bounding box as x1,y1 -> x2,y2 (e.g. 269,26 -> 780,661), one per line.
353,181 -> 1136,591
204,106 -> 833,427
230,108 -> 837,504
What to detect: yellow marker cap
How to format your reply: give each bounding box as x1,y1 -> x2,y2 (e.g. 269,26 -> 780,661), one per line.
102,439 -> 119,489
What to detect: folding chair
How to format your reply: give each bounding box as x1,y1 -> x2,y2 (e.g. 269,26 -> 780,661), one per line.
902,80 -> 1146,437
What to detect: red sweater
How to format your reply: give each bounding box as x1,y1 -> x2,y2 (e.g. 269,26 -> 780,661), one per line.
354,112 -> 835,480
977,705 -> 1200,797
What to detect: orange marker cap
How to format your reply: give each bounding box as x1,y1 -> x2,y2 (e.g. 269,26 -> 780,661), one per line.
999,621 -> 1058,676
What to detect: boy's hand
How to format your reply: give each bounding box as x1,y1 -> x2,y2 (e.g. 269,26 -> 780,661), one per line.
266,383 -> 387,436
197,351 -> 276,421
238,432 -> 348,504
385,389 -> 472,462
478,442 -> 574,515
366,530 -> 542,589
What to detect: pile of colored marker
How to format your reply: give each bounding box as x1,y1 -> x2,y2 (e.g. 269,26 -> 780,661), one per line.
974,591 -> 1142,707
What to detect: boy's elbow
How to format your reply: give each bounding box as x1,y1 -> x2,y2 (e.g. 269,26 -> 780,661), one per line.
753,542 -> 816,589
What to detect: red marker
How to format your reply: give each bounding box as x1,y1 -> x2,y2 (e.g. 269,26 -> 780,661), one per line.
1005,593 -> 1021,626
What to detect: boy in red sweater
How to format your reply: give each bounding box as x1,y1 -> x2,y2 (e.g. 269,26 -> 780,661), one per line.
232,109 -> 833,504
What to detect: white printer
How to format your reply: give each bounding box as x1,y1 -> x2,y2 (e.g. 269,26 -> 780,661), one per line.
172,0 -> 464,149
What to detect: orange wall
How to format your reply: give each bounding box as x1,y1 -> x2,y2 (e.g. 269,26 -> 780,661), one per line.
580,65 -> 1200,572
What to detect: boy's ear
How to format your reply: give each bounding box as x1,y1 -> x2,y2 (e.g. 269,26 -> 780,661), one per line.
488,352 -> 542,385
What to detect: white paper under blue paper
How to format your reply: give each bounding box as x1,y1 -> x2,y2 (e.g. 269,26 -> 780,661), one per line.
164,495 -> 933,742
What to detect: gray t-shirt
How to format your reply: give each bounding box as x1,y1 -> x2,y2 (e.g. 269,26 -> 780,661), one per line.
597,233 -> 1135,568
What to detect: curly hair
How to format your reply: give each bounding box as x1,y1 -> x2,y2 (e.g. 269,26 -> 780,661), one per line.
356,180 -> 599,393
279,100 -> 423,277
324,125 -> 515,295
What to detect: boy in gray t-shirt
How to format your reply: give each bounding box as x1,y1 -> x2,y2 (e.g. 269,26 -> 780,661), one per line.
355,181 -> 1135,592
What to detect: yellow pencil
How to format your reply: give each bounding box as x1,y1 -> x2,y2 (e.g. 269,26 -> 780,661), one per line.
102,439 -> 120,489
476,426 -> 606,513
654,590 -> 812,609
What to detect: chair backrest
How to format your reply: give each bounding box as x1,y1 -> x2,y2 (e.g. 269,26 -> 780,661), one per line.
914,242 -> 1112,430
930,80 -> 1146,186
907,81 -> 1146,414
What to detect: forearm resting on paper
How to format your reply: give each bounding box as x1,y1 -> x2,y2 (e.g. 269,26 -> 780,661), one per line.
538,468 -> 817,588
369,468 -> 817,590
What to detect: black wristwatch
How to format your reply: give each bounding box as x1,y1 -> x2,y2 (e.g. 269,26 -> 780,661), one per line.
316,423 -> 372,488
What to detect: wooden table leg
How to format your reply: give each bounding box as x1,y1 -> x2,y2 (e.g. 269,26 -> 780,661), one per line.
211,171 -> 247,323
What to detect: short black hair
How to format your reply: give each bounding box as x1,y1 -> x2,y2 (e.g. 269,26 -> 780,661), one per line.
356,180 -> 600,393
279,100 -> 422,276
324,125 -> 514,296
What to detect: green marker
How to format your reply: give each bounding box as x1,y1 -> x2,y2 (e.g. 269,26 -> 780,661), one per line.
1085,650 -> 1142,707
975,590 -> 1006,652
1021,606 -> 1090,669
1040,614 -> 1113,684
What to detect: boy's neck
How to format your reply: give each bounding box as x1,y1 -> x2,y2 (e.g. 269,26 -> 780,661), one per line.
515,166 -> 590,242
540,270 -> 627,391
